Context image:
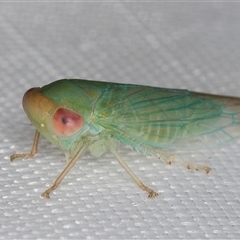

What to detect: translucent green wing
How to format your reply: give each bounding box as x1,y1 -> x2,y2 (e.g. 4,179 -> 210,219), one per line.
94,83 -> 240,151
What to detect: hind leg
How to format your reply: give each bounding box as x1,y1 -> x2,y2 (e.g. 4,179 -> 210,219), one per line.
156,150 -> 211,173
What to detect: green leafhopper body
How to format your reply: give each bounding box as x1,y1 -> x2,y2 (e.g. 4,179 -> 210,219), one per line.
11,79 -> 240,198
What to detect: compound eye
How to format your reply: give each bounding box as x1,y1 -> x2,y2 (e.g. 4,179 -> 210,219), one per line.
53,108 -> 84,137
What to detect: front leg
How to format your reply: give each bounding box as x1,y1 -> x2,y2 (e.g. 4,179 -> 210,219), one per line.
10,130 -> 40,161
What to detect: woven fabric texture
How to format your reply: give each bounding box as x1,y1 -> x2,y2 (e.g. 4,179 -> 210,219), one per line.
1,3 -> 240,239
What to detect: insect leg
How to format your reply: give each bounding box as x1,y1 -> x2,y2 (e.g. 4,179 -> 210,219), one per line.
10,130 -> 40,161
41,143 -> 89,199
156,150 -> 211,173
110,147 -> 158,198
170,158 -> 211,173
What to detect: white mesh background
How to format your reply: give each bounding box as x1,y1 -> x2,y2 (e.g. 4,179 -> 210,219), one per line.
1,2 -> 240,239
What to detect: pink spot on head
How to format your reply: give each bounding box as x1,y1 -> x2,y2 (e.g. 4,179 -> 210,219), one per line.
53,108 -> 84,137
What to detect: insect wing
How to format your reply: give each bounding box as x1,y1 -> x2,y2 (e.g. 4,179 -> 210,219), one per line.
93,84 -> 240,152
